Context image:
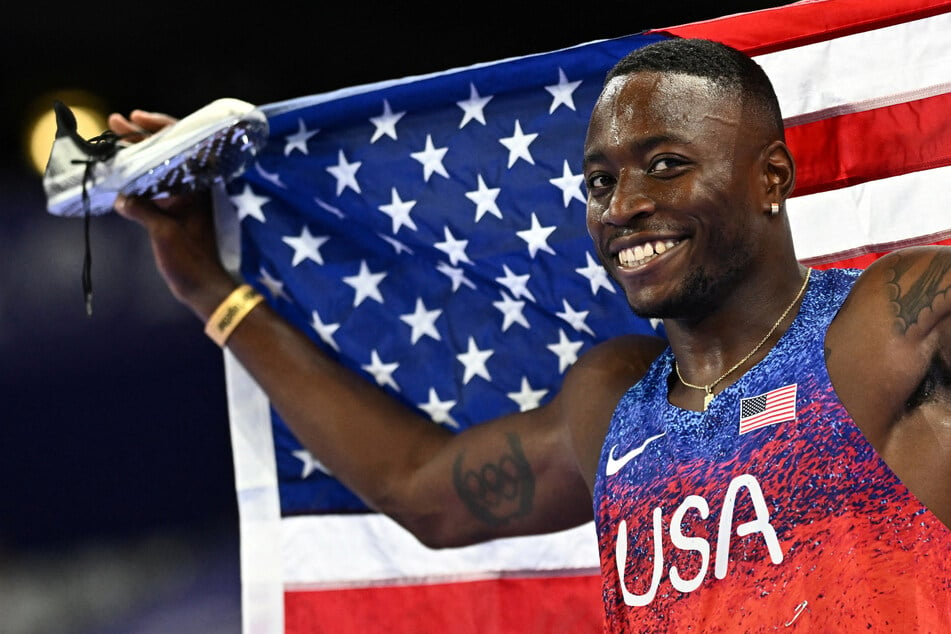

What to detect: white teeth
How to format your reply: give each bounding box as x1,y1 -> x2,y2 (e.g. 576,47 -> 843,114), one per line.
617,240 -> 677,267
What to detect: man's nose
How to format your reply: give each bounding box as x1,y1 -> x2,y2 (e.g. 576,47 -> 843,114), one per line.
600,177 -> 655,226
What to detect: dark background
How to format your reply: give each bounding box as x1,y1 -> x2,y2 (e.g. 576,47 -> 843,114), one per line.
0,1 -> 794,631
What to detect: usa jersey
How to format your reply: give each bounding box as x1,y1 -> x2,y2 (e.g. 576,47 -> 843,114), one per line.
594,267 -> 951,632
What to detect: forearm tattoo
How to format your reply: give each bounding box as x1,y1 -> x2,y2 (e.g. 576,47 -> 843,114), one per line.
452,433 -> 535,527
885,252 -> 951,334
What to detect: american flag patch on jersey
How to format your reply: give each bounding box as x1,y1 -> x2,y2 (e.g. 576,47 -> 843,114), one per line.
739,384 -> 798,434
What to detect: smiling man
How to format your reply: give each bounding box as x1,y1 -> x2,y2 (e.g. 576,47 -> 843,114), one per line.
583,39 -> 951,630
110,38 -> 950,631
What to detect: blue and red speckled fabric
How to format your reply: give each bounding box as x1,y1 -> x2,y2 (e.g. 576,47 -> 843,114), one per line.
594,267 -> 951,632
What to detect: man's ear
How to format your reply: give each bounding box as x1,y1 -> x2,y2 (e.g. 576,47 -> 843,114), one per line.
762,140 -> 796,202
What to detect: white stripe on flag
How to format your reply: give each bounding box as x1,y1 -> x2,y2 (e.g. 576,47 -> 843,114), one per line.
224,351 -> 285,633
754,12 -> 951,122
281,515 -> 598,587
788,166 -> 951,262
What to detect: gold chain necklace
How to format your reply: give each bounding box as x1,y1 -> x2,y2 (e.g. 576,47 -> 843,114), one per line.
674,268 -> 811,411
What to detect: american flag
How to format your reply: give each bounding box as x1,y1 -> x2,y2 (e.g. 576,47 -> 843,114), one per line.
231,33 -> 663,517
739,384 -> 798,434
215,0 -> 951,631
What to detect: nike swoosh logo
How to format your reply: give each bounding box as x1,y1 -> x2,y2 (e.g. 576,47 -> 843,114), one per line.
605,432 -> 666,476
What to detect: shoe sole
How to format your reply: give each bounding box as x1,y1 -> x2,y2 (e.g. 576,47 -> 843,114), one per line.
45,98 -> 269,217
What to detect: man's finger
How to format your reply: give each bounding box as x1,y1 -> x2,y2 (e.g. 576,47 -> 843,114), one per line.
128,110 -> 178,132
114,194 -> 164,230
107,111 -> 178,140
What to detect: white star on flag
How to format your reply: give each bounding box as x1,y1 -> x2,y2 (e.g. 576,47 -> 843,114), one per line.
362,350 -> 401,391
282,226 -> 330,266
434,227 -> 472,266
517,213 -> 557,258
400,299 -> 443,343
378,188 -> 418,233
549,160 -> 586,207
493,292 -> 530,331
342,260 -> 387,307
576,252 -> 617,295
410,135 -> 450,181
230,184 -> 269,223
457,83 -> 493,128
465,174 -> 503,222
456,337 -> 494,384
257,267 -> 289,302
326,150 -> 362,195
556,299 -> 594,336
418,388 -> 459,428
547,329 -> 584,373
545,68 -> 582,113
292,449 -> 329,478
370,99 -> 405,142
499,120 -> 538,167
496,264 -> 535,302
309,310 -> 340,352
507,377 -> 548,412
284,118 -> 319,155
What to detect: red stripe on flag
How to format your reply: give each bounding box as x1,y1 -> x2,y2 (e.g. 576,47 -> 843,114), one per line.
739,384 -> 797,434
285,574 -> 603,634
787,92 -> 951,197
652,0 -> 951,56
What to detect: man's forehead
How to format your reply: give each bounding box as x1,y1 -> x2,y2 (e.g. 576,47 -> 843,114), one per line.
601,71 -> 729,112
591,71 -> 741,134
585,71 -> 747,157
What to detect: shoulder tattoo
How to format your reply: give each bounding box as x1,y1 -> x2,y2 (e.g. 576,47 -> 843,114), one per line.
452,432 -> 535,527
884,251 -> 951,334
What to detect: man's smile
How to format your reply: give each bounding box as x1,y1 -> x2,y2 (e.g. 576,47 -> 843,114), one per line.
616,238 -> 681,268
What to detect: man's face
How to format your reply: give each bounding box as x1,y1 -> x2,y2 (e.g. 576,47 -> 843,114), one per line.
583,71 -> 767,320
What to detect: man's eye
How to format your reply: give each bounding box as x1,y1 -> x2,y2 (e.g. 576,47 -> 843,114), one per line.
649,157 -> 685,173
587,174 -> 613,189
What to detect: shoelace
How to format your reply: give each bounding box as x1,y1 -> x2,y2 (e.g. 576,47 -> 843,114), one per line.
71,130 -> 123,316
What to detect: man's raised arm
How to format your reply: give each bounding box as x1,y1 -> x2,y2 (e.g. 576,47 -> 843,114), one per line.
114,189 -> 665,547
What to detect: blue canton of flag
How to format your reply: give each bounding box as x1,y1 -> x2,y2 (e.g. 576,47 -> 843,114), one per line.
227,34 -> 667,516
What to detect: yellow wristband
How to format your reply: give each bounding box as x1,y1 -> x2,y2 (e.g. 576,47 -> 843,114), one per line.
204,284 -> 265,347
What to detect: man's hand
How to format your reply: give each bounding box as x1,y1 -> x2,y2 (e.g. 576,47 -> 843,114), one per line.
108,110 -> 178,142
108,107 -> 239,319
114,192 -> 236,320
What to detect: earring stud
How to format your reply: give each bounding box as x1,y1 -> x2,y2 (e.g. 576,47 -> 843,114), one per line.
769,202 -> 780,216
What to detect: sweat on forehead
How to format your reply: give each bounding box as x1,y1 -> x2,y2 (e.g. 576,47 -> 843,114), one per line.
605,38 -> 784,137
590,73 -> 752,151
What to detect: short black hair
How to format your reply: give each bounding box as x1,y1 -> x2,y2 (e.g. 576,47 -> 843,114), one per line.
606,38 -> 784,136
